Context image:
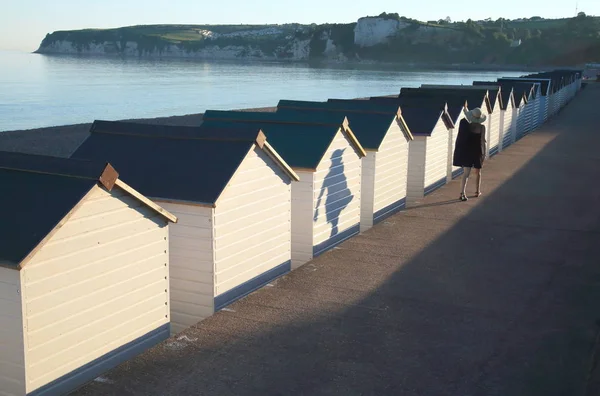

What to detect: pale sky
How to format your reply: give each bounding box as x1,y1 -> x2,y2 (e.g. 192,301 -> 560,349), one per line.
1,0 -> 598,51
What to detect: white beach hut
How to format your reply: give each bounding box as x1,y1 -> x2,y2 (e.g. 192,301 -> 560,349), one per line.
71,121 -> 299,334
276,100 -> 414,231
365,102 -> 454,206
419,85 -> 502,156
0,151 -> 176,396
200,111 -> 366,269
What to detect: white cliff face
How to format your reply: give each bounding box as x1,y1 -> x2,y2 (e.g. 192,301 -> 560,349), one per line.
354,17 -> 409,47
36,39 -> 316,60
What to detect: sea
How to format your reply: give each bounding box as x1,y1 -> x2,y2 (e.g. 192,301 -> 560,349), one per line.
0,50 -> 529,132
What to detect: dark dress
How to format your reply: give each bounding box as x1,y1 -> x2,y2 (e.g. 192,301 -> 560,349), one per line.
453,119 -> 486,169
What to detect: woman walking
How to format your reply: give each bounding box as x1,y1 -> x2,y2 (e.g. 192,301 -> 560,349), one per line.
453,107 -> 487,202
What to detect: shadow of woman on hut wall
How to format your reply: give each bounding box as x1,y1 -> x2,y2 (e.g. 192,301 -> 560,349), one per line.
313,148 -> 354,238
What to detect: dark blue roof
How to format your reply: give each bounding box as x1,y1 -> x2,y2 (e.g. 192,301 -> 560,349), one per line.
494,80 -> 536,105
275,107 -> 404,150
71,123 -> 259,205
199,119 -> 341,169
473,81 -> 514,109
279,99 -> 401,115
399,88 -> 490,113
91,120 -> 263,142
203,110 -> 347,127
0,151 -> 111,267
201,110 -> 365,168
367,96 -> 457,132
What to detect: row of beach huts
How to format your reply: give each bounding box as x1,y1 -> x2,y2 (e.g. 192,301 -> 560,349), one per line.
0,69 -> 583,395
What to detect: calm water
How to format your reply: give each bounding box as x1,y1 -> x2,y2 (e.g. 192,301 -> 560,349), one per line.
0,50 -> 528,132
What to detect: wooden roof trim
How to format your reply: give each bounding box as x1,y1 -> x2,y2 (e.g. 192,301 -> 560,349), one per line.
114,179 -> 178,223
262,141 -> 300,182
17,185 -> 98,270
98,163 -> 119,191
342,125 -> 367,158
153,197 -> 215,208
441,111 -> 455,130
395,114 -> 414,141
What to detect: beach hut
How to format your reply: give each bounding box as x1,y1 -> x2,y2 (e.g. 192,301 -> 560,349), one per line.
510,76 -> 553,124
498,78 -> 546,131
495,81 -> 535,141
364,98 -> 454,205
71,121 -> 299,334
200,110 -> 366,269
474,82 -> 517,152
276,100 -> 413,230
369,95 -> 466,181
0,151 -> 176,396
398,87 -> 492,157
420,85 -> 503,156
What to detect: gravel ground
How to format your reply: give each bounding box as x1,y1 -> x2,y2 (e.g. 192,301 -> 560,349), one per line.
0,106 -> 277,158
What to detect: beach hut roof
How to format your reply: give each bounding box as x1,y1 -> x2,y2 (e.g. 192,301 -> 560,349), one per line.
274,107 -> 413,150
420,84 -> 503,110
278,99 -> 402,116
200,110 -> 366,169
473,81 -> 515,109
493,80 -> 536,106
402,87 -> 493,113
71,121 -> 298,206
0,151 -> 175,269
374,94 -> 466,123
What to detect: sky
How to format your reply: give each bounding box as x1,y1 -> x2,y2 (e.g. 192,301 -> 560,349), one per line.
1,0 -> 599,51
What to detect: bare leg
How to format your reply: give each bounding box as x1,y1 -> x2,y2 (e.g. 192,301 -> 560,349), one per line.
460,167 -> 472,199
474,168 -> 482,196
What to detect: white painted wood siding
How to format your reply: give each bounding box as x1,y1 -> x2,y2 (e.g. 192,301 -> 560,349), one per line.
313,131 -> 361,251
451,113 -> 466,178
424,119 -> 450,193
372,121 -> 409,221
406,137 -> 427,206
0,268 -> 25,396
213,146 -> 292,296
489,104 -> 501,155
21,186 -> 170,393
501,108 -> 514,149
360,152 -> 376,232
291,170 -> 314,269
158,202 -> 214,334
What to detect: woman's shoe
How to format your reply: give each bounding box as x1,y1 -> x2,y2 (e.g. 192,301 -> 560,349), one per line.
475,191 -> 482,197
460,193 -> 468,201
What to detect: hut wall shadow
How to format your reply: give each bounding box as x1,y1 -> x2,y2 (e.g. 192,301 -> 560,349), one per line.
313,148 -> 354,239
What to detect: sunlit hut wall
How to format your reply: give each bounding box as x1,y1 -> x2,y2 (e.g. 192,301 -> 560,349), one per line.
495,80 -> 535,144
474,81 -> 517,152
366,95 -> 463,182
498,78 -> 542,134
496,81 -> 536,142
508,77 -> 552,125
276,100 -> 413,231
0,152 -> 175,396
200,111 -> 365,269
70,122 -> 298,334
416,86 -> 495,158
367,96 -> 454,207
393,90 -> 484,179
378,91 -> 470,181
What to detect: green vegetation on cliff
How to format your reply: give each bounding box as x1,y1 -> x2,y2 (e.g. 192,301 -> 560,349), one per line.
37,13 -> 600,65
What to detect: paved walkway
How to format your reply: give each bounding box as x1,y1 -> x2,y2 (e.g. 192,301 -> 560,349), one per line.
75,84 -> 600,396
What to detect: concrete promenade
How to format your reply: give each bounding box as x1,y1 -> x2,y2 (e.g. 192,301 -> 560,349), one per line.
64,84 -> 600,396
